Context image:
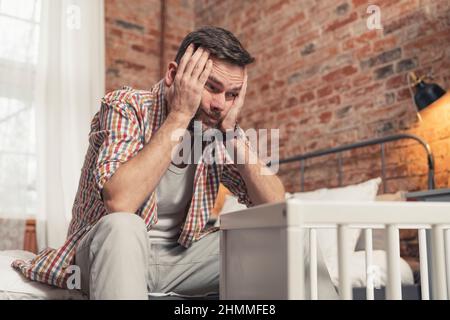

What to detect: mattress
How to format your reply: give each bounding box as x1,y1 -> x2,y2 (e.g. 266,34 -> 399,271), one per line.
0,250 -> 85,300
0,250 -> 217,300
332,250 -> 414,288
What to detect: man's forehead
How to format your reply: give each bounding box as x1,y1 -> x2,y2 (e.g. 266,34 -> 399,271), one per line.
210,59 -> 244,88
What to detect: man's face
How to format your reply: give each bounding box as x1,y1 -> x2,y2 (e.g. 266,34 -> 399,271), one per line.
192,57 -> 245,131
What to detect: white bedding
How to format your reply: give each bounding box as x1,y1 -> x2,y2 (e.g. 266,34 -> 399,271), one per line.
0,251 -> 214,300
0,250 -> 85,300
330,250 -> 414,288
1,248 -> 414,299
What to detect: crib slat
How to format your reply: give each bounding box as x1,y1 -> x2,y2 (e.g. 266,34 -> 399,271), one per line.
309,228 -> 318,300
445,229 -> 450,300
386,225 -> 402,300
431,225 -> 447,300
418,228 -> 430,300
338,225 -> 352,300
364,229 -> 375,300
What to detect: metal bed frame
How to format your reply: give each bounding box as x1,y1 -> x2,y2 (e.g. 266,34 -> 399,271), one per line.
275,133 -> 435,193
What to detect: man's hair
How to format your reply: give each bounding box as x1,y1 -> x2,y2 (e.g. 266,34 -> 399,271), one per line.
174,26 -> 255,67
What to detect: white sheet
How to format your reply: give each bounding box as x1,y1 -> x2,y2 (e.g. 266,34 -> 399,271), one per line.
0,250 -> 85,300
0,250 -> 215,300
330,250 -> 414,288
0,248 -> 414,299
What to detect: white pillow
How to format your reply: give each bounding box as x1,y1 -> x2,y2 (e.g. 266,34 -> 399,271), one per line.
217,178 -> 382,284
0,250 -> 86,300
335,250 -> 414,288
290,177 -> 382,283
220,195 -> 248,214
220,192 -> 293,216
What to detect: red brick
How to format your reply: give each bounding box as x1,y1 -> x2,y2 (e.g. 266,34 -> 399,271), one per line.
354,44 -> 372,60
268,0 -> 290,13
352,74 -> 372,87
300,92 -> 315,103
396,87 -> 412,102
318,95 -> 341,109
385,74 -> 406,89
373,36 -> 398,53
344,30 -> 378,51
325,12 -> 358,32
317,85 -> 333,98
347,82 -> 383,98
278,12 -> 306,33
323,65 -> 358,82
333,80 -> 352,93
284,96 -> 298,109
319,111 -> 333,124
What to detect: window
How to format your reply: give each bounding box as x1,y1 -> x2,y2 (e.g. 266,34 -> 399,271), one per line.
0,0 -> 41,217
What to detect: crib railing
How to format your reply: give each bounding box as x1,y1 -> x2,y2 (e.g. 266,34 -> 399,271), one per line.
219,200 -> 450,300
295,200 -> 450,300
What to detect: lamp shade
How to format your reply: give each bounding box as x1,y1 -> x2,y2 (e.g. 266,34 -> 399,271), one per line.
414,80 -> 446,111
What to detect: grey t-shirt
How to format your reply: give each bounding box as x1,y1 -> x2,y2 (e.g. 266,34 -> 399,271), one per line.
148,161 -> 197,242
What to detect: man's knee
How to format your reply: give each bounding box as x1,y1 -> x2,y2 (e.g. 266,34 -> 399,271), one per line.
99,212 -> 146,230
94,212 -> 147,243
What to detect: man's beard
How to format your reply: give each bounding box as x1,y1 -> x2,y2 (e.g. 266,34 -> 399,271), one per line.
187,108 -> 221,133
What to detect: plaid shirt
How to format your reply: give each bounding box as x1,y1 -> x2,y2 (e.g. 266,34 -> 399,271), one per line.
12,80 -> 253,289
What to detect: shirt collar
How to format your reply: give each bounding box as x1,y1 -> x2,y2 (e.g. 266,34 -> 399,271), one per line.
151,79 -> 168,131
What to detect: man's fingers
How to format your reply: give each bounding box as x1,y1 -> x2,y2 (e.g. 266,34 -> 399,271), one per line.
198,59 -> 213,86
191,50 -> 210,80
177,44 -> 194,78
183,47 -> 204,79
238,72 -> 248,101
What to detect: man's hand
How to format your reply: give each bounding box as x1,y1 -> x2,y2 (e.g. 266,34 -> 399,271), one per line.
166,45 -> 213,121
219,70 -> 248,132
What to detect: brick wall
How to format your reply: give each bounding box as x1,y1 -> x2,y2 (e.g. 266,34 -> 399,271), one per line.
105,1 -> 449,192
105,0 -> 194,93
194,0 -> 450,194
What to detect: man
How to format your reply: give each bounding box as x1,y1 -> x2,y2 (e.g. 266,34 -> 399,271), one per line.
13,26 -> 336,300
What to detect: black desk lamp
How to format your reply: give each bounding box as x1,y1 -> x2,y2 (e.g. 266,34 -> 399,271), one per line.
408,72 -> 447,112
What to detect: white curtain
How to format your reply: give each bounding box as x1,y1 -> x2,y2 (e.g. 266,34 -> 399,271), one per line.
0,0 -> 41,221
35,0 -> 105,250
0,0 -> 105,251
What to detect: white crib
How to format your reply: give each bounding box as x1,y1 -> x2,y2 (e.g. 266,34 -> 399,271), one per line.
219,199 -> 450,300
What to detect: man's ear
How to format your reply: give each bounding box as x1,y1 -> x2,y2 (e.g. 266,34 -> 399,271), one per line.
164,61 -> 178,87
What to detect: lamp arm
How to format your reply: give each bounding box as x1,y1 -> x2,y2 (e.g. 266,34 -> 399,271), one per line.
407,73 -> 421,120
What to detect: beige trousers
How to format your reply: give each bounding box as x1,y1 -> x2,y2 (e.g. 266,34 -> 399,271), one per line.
74,212 -> 338,300
75,212 -> 219,300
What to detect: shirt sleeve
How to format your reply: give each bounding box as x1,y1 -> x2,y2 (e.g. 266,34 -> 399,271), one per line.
93,99 -> 144,194
220,164 -> 254,207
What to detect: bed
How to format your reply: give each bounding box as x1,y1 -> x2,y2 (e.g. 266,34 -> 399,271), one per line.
0,134 -> 446,300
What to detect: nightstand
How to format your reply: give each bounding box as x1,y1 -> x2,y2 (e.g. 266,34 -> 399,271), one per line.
406,188 -> 450,202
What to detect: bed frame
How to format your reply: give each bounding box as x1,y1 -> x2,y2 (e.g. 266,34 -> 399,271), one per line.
277,133 -> 435,192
